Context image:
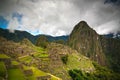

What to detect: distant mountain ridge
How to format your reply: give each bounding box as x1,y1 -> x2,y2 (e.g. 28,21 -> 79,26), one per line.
0,28 -> 68,44
103,32 -> 120,39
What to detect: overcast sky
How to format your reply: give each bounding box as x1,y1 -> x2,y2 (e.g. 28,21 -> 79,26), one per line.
0,0 -> 120,36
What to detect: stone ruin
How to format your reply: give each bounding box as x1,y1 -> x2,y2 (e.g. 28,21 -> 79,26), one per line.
0,57 -> 11,69
23,69 -> 33,76
36,75 -> 51,80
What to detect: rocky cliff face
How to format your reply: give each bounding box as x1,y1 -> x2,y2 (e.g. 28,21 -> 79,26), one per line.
68,21 -> 107,66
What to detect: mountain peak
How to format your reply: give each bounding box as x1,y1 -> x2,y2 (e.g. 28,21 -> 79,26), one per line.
71,21 -> 98,37
79,20 -> 87,24
75,21 -> 88,29
73,21 -> 96,33
68,21 -> 106,66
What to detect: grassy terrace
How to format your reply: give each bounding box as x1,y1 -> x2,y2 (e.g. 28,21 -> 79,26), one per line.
23,66 -> 59,80
30,67 -> 60,80
8,68 -> 26,80
11,61 -> 19,65
0,54 -> 10,59
0,62 -> 7,77
33,53 -> 49,58
66,53 -> 95,71
8,69 -> 26,80
34,47 -> 46,54
18,46 -> 48,63
33,46 -> 49,58
19,56 -> 33,64
23,66 -> 47,77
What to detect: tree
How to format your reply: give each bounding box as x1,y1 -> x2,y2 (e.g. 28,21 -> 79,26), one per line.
36,35 -> 48,48
61,55 -> 68,64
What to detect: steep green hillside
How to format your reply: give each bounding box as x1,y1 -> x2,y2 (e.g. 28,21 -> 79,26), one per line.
68,21 -> 106,66
100,36 -> 120,72
69,62 -> 120,80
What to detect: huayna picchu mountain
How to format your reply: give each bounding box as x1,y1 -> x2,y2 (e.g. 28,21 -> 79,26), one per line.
68,21 -> 120,72
68,21 -> 107,66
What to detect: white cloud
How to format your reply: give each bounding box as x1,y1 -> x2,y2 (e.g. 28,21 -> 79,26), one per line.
0,0 -> 120,36
7,17 -> 19,33
97,20 -> 120,34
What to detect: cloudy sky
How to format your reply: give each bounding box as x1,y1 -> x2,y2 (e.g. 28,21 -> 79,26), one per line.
0,0 -> 120,36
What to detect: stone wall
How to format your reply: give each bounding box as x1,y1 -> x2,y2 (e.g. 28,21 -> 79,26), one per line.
36,75 -> 51,80
0,58 -> 11,68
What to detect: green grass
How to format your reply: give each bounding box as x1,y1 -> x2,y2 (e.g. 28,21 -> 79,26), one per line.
34,47 -> 46,53
30,67 -> 60,80
0,62 -> 7,77
50,74 -> 62,80
33,53 -> 49,58
8,68 -> 26,80
33,46 -> 49,58
31,67 -> 47,76
26,67 -> 47,80
66,53 -> 95,72
23,65 -> 31,70
19,56 -> 33,64
11,61 -> 19,65
0,54 -> 10,59
23,66 -> 60,80
69,62 -> 120,80
51,77 -> 58,80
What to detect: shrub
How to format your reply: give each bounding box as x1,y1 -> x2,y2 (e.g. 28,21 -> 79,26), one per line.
61,55 -> 68,64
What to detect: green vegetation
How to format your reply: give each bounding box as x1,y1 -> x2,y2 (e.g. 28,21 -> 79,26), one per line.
23,66 -> 59,80
8,68 -> 26,80
0,62 -> 7,78
34,46 -> 46,53
24,66 -> 47,80
11,61 -> 19,65
61,55 -> 68,64
33,53 -> 49,58
45,43 -> 96,79
19,56 -> 33,64
0,54 -> 10,59
66,53 -> 95,71
69,62 -> 120,80
92,62 -> 120,80
36,35 -> 49,48
31,67 -> 47,76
